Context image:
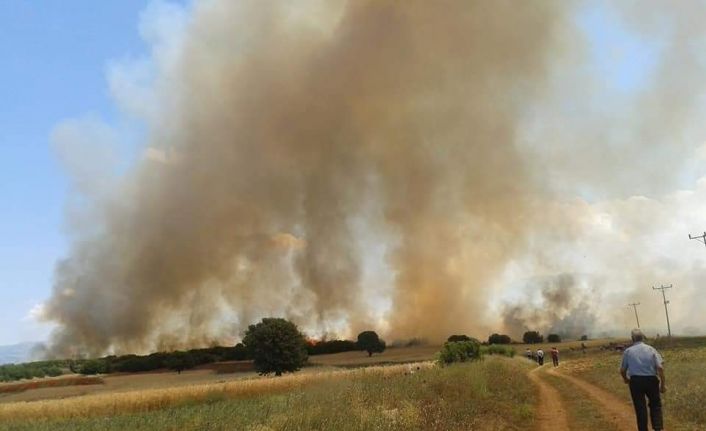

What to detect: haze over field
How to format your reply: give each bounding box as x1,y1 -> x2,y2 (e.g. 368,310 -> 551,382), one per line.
28,0 -> 706,357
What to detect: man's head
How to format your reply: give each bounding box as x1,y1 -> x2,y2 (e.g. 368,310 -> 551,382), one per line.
631,328 -> 645,342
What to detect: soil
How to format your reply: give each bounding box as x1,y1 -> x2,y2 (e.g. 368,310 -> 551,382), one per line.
549,367 -> 636,431
528,365 -> 570,430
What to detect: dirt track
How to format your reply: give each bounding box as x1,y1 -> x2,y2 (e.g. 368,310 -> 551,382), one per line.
528,366 -> 569,430
529,362 -> 637,431
548,367 -> 635,431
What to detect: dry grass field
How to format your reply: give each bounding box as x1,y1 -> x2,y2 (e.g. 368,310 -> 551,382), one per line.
2,337 -> 703,431
556,337 -> 706,430
0,358 -> 536,431
0,339 -> 616,405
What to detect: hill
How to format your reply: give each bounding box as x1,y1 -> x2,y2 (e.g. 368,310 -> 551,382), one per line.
0,342 -> 38,365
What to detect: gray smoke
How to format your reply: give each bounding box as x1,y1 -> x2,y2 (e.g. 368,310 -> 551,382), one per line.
502,274 -> 594,339
42,1 -> 706,356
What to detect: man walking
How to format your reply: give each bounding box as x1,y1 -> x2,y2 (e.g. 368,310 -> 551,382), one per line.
536,348 -> 545,366
620,329 -> 665,431
550,347 -> 559,367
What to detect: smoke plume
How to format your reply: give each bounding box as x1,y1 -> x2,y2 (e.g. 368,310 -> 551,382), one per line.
42,1 -> 706,356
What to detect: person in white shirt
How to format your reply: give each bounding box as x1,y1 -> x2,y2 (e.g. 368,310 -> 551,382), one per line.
620,329 -> 665,431
536,348 -> 544,366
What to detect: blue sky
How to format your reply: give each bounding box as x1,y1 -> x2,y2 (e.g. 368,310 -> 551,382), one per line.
0,2 -> 662,346
0,1 -> 154,345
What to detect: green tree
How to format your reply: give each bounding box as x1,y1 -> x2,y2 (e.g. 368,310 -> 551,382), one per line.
78,359 -> 109,375
488,333 -> 512,344
522,331 -> 544,344
447,334 -> 472,343
547,334 -> 561,343
243,318 -> 308,376
437,340 -> 482,366
164,351 -> 196,374
357,331 -> 386,357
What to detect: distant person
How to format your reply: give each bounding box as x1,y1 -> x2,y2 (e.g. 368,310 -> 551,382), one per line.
581,342 -> 587,354
536,348 -> 545,366
525,348 -> 532,361
550,347 -> 559,367
620,329 -> 665,431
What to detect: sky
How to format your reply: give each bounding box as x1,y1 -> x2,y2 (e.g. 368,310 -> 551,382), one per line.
0,1 -> 164,345
1,1 -> 703,347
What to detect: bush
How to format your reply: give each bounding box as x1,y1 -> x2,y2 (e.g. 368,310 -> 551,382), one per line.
357,331 -> 386,357
243,318 -> 308,376
79,359 -> 109,375
488,333 -> 512,345
231,343 -> 250,360
45,366 -> 63,377
580,335 -> 588,341
547,334 -> 561,343
306,339 -> 360,355
482,345 -> 516,357
164,352 -> 196,374
447,334 -> 472,343
522,331 -> 544,344
437,340 -> 482,365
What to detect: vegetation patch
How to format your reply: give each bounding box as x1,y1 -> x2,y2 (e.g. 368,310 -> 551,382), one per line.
0,358 -> 535,431
564,338 -> 706,431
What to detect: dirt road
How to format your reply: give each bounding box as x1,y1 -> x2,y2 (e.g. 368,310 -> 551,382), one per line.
548,368 -> 636,431
528,366 -> 570,431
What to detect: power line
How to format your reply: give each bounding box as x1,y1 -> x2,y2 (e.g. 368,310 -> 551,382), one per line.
688,232 -> 706,247
628,302 -> 641,328
652,284 -> 673,338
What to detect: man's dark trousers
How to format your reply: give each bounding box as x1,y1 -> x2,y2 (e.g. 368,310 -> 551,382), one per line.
628,376 -> 663,431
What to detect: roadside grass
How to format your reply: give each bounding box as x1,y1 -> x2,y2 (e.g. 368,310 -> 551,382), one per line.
0,358 -> 535,431
542,370 -> 618,431
562,341 -> 706,431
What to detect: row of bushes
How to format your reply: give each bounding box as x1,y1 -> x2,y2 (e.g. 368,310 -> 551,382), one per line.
0,361 -> 67,382
306,339 -> 360,355
438,339 -> 517,366
76,344 -> 253,375
2,338 -> 380,380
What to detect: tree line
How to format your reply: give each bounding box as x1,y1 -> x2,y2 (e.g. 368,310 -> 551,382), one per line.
1,317 -> 587,381
0,318 -> 388,381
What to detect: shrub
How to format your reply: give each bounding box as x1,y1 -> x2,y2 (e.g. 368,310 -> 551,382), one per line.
488,333 -> 512,345
356,331 -> 386,357
243,318 -> 308,376
79,359 -> 109,375
437,340 -> 482,366
46,366 -> 63,377
547,334 -> 561,343
482,344 -> 516,357
306,339 -> 360,355
164,352 -> 196,374
580,335 -> 588,341
231,343 -> 250,361
522,331 -> 544,344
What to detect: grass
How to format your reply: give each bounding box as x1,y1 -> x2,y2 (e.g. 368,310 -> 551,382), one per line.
542,370 -> 618,430
561,338 -> 706,431
0,358 -> 535,431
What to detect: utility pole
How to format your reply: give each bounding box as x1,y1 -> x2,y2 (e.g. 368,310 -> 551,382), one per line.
688,232 -> 706,247
652,284 -> 673,338
628,302 -> 641,328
